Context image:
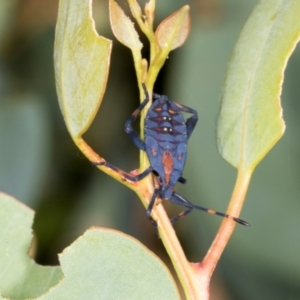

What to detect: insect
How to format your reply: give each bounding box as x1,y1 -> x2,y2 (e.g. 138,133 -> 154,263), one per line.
95,84 -> 249,230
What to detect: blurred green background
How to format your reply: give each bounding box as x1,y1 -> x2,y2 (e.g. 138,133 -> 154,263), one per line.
0,0 -> 299,299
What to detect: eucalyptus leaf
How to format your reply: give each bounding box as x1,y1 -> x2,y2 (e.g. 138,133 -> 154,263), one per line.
54,0 -> 112,137
38,228 -> 180,300
109,0 -> 143,50
0,192 -> 62,299
155,5 -> 190,51
0,193 -> 179,299
217,0 -> 300,171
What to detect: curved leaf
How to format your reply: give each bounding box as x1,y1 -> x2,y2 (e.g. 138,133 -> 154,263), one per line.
54,0 -> 112,137
38,228 -> 180,300
155,5 -> 190,51
0,193 -> 179,299
109,0 -> 142,50
0,192 -> 62,299
217,0 -> 300,171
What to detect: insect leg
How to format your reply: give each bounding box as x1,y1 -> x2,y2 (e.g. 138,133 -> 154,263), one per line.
170,207 -> 194,224
146,188 -> 159,234
124,84 -> 150,151
174,102 -> 198,140
170,192 -> 250,226
94,160 -> 153,182
178,176 -> 187,184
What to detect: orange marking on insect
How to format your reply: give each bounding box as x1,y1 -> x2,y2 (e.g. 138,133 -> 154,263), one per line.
151,147 -> 157,156
132,109 -> 140,117
208,209 -> 216,215
154,107 -> 162,112
177,211 -> 185,218
168,108 -> 177,115
162,151 -> 173,185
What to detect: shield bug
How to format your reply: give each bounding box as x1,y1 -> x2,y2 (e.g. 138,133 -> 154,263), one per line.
95,84 -> 249,230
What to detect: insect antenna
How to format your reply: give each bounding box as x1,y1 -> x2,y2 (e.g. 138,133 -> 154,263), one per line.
171,192 -> 250,226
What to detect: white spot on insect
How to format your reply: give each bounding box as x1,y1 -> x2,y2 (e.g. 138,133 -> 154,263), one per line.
163,127 -> 173,133
163,116 -> 172,121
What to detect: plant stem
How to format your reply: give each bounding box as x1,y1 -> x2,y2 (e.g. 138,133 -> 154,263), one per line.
135,182 -> 208,300
201,169 -> 252,280
75,137 -> 139,191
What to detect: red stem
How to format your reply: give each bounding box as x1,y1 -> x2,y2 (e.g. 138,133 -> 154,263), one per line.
201,170 -> 251,281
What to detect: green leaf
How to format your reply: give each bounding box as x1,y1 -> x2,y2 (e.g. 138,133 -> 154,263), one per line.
127,0 -> 143,31
38,228 -> 180,300
155,5 -> 190,51
109,0 -> 143,50
0,192 -> 63,299
217,0 -> 300,171
54,0 -> 112,137
0,193 -> 179,299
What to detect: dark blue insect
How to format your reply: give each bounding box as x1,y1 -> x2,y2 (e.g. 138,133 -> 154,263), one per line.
95,84 -> 249,230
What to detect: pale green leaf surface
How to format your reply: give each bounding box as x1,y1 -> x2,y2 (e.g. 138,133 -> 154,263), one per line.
54,0 -> 112,137
0,192 -> 63,299
109,0 -> 142,50
155,5 -> 190,51
217,0 -> 300,171
38,228 -> 180,300
128,0 -> 142,23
